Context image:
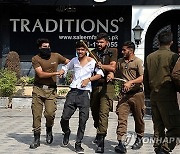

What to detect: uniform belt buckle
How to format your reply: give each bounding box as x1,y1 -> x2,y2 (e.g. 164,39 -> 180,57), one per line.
42,85 -> 49,89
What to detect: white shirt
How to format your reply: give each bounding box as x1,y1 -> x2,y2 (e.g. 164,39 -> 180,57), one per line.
62,57 -> 104,92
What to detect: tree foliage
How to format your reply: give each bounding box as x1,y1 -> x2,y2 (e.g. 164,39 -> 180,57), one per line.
0,69 -> 17,97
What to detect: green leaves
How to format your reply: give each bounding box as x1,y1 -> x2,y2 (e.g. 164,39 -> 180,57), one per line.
114,80 -> 123,98
17,76 -> 34,86
65,71 -> 73,85
58,89 -> 69,96
0,69 -> 17,97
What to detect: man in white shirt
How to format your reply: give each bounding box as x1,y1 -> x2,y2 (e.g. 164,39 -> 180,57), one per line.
59,40 -> 104,154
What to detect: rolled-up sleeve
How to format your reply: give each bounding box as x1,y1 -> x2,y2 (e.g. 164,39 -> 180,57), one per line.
95,68 -> 104,77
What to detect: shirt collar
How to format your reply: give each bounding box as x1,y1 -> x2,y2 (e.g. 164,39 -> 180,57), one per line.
96,47 -> 109,54
96,47 -> 112,59
158,46 -> 171,51
123,55 -> 136,63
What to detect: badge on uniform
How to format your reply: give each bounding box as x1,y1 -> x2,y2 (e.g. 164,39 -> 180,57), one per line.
43,85 -> 48,89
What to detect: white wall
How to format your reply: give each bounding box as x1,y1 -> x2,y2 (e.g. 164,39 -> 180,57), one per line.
132,5 -> 162,62
132,5 -> 180,63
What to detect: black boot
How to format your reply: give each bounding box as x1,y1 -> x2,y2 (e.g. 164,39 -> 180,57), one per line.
131,136 -> 143,150
156,148 -> 170,154
75,142 -> 84,154
92,134 -> 98,144
115,140 -> 127,153
62,130 -> 71,146
29,132 -> 40,149
95,134 -> 105,153
155,147 -> 160,154
46,127 -> 53,144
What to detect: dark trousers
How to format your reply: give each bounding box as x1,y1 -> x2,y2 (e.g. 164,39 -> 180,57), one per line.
151,99 -> 180,152
60,89 -> 90,143
90,83 -> 114,135
116,92 -> 145,141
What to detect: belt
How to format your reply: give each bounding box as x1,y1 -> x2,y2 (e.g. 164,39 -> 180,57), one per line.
34,83 -> 57,89
71,88 -> 89,92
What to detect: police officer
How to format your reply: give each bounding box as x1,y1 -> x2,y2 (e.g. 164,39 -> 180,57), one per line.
115,41 -> 145,153
30,38 -> 69,149
144,31 -> 180,154
90,33 -> 117,153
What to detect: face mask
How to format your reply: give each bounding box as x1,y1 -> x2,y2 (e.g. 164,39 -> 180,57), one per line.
39,48 -> 51,59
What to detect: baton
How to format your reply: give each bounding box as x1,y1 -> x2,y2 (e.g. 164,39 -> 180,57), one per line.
113,78 -> 127,82
80,40 -> 105,71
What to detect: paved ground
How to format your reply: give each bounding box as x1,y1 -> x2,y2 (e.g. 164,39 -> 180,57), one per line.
0,105 -> 180,154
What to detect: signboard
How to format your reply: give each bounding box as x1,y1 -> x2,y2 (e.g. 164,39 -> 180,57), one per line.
9,5 -> 131,61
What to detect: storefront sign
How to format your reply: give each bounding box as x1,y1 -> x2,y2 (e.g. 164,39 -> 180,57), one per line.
9,6 -> 131,60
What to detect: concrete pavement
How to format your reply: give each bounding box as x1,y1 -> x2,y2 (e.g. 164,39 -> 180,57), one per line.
0,103 -> 180,154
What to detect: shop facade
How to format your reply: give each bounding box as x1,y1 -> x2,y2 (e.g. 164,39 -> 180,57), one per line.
0,1 -> 180,76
